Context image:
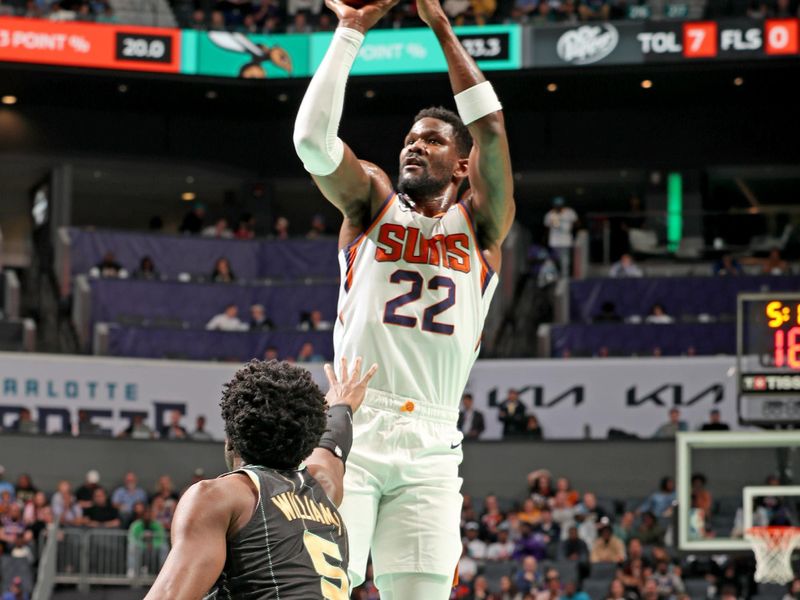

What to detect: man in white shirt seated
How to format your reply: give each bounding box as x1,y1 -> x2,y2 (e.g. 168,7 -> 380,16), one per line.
205,304 -> 249,331
609,253 -> 644,278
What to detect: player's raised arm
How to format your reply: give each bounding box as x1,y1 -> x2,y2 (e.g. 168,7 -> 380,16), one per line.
293,0 -> 398,222
419,0 -> 514,254
306,357 -> 378,506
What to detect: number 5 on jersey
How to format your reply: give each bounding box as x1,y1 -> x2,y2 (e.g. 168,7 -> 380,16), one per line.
383,270 -> 456,335
303,531 -> 349,600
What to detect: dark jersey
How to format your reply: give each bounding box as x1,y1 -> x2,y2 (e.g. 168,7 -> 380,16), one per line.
207,465 -> 349,600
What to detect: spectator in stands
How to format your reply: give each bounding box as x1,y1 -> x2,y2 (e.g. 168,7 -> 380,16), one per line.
75,469 -> 102,509
180,203 -> 206,234
638,476 -> 675,518
306,214 -> 327,239
691,473 -> 712,514
488,522 -> 516,561
206,303 -> 249,331
472,575 -> 491,600
127,503 -> 168,577
700,408 -> 730,431
202,217 -> 233,239
514,521 -> 548,561
555,478 -> 579,506
524,414 -> 544,439
190,8 -> 208,28
297,341 -> 325,363
444,0 -> 471,23
763,248 -> 789,275
561,524 -> 589,566
653,560 -> 685,597
496,575 -> 522,600
13,475 -> 36,505
299,309 -> 333,331
510,0 -> 539,22
463,521 -> 487,559
119,414 -> 156,439
480,494 -> 505,539
234,213 -> 256,240
7,409 -> 38,435
534,507 -> 561,551
84,487 -> 121,528
514,555 -> 540,595
0,490 -> 12,517
457,544 -> 478,588
518,498 -> 541,525
133,256 -> 159,280
211,257 -> 236,283
2,575 -> 28,600
471,0 -> 497,24
249,304 -> 275,330
159,410 -> 188,440
544,196 -> 578,278
578,0 -> 609,19
560,579 -> 590,600
636,511 -> 665,546
529,469 -> 554,505
92,251 -> 126,280
273,216 -> 290,239
714,254 -> 743,276
51,480 -> 83,526
591,523 -> 626,563
594,301 -> 623,323
605,578 -> 633,600
783,577 -> 800,600
653,408 -> 687,438
0,467 -> 15,501
263,346 -> 279,361
499,388 -> 528,437
112,472 -> 148,525
0,503 -> 25,547
551,491 -> 577,533
77,410 -> 103,436
458,393 -> 486,440
190,415 -> 213,441
210,9 -> 227,29
609,253 -> 643,278
613,511 -> 636,544
535,568 -> 562,600
640,578 -> 659,600
645,303 -> 674,324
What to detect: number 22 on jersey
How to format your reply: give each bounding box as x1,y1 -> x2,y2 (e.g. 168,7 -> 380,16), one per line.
383,270 -> 456,335
303,531 -> 349,600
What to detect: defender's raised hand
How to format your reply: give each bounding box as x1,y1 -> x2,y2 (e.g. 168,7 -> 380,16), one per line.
416,0 -> 449,28
324,357 -> 378,414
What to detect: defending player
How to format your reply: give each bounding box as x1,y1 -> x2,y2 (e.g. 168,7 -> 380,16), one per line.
292,0 -> 514,595
145,357 -> 377,600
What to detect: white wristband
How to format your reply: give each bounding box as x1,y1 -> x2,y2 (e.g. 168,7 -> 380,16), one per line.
454,81 -> 502,126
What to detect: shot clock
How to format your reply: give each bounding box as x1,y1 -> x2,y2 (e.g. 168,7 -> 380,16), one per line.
737,293 -> 800,425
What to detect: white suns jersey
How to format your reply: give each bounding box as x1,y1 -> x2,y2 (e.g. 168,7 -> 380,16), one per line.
334,192 -> 498,412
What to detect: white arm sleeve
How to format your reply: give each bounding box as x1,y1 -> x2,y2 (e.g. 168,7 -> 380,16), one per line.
293,27 -> 364,176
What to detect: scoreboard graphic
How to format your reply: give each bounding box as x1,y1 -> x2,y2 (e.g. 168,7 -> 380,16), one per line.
737,293 -> 800,425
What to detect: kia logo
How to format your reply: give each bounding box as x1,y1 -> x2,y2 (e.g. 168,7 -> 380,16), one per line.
556,24 -> 619,65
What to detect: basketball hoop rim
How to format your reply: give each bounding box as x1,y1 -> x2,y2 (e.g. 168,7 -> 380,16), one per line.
746,526 -> 800,538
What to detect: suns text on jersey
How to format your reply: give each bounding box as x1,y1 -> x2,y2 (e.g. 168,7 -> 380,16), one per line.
271,492 -> 344,535
374,224 -> 471,272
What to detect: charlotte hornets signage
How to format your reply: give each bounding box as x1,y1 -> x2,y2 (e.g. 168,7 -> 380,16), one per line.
0,353 -> 740,440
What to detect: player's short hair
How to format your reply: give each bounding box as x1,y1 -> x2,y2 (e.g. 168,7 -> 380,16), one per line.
413,106 -> 473,158
220,360 -> 327,470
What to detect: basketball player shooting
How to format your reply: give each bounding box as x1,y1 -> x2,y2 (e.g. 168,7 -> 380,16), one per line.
145,357 -> 376,599
293,0 -> 515,595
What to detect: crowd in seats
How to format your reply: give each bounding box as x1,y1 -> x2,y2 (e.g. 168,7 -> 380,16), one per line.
0,0 -> 114,22
354,467 -> 798,600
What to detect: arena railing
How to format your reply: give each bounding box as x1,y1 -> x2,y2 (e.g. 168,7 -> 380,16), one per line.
54,528 -> 168,592
31,522 -> 60,600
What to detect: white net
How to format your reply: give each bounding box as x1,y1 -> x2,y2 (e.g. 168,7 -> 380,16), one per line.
746,527 -> 800,584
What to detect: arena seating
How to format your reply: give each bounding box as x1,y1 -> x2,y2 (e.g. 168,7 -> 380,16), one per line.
105,325 -> 334,361
569,275 -> 800,323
